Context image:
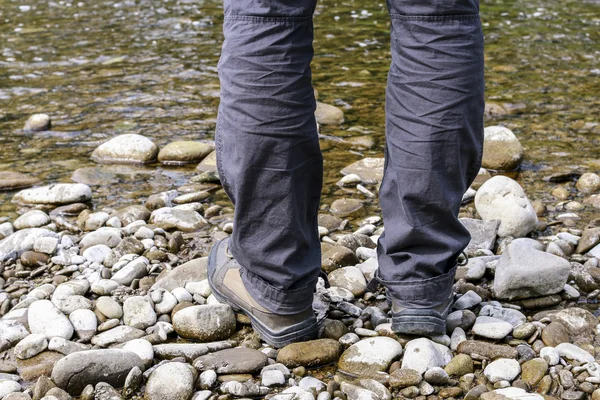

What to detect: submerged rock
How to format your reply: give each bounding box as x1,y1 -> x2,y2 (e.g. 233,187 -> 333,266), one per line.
0,171 -> 41,191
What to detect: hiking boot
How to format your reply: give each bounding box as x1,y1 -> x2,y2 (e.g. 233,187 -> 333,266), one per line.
389,293 -> 453,336
207,238 -> 319,348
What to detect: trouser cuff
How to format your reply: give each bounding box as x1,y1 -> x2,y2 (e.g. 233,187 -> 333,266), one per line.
379,266 -> 457,309
241,267 -> 315,315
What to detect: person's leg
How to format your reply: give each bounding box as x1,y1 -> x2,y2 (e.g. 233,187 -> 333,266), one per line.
378,0 -> 485,335
209,0 -> 322,346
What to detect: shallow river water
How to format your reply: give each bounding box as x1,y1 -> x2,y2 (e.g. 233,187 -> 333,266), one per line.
0,0 -> 599,224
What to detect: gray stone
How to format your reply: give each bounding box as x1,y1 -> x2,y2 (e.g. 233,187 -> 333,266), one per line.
149,208 -> 208,232
28,300 -> 73,340
193,348 -> 268,374
172,304 -> 236,342
91,326 -> 146,347
315,102 -> 344,125
472,316 -> 513,340
479,305 -> 527,327
460,218 -> 500,255
123,296 -> 156,329
92,134 -> 158,164
483,358 -> 520,383
494,240 -> 570,300
555,343 -> 594,363
13,210 -> 50,230
13,183 -> 91,206
111,257 -> 149,286
145,362 -> 196,400
340,158 -> 384,185
51,349 -> 144,395
481,126 -> 524,171
0,381 -> 21,399
14,334 -> 48,359
68,309 -> 97,342
327,267 -> 367,297
338,337 -> 403,376
0,320 -> 29,344
158,141 -> 214,165
24,113 -> 51,131
152,258 -> 208,291
402,338 -> 452,375
474,176 -> 538,238
0,229 -> 58,263
80,227 -> 122,249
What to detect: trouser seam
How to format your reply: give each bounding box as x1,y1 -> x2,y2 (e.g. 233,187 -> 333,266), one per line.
389,14 -> 480,21
224,15 -> 312,23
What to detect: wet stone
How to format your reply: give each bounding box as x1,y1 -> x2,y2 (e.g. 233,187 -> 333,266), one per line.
277,339 -> 343,368
158,141 -> 214,165
0,171 -> 41,192
92,133 -> 158,164
194,348 -> 268,374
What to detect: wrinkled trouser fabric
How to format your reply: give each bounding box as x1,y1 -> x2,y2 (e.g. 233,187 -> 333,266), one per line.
216,0 -> 484,314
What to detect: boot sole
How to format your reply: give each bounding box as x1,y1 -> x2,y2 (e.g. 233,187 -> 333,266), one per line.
208,241 -> 319,348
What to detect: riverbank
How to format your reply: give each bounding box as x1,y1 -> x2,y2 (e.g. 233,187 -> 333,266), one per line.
1,125 -> 600,399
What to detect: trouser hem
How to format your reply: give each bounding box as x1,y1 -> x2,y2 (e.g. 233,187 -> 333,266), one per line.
379,266 -> 457,309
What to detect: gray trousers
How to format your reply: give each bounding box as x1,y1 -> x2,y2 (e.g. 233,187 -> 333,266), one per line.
216,0 -> 484,314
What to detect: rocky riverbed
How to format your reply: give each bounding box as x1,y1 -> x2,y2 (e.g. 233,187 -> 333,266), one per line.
1,125 -> 600,400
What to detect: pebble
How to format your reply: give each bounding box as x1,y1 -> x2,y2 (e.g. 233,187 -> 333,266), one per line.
540,347 -> 560,366
577,172 -> 600,194
28,300 -> 73,340
149,208 -> 208,232
389,368 -> 422,388
474,176 -> 538,238
123,296 -> 157,329
338,337 -> 402,375
444,354 -> 474,377
555,343 -> 595,363
14,334 -> 48,360
158,141 -> 214,165
401,338 -> 452,375
0,381 -> 21,398
277,339 -> 342,368
327,267 -> 367,297
13,210 -> 50,230
24,113 -> 51,131
68,309 -> 97,342
424,367 -> 449,385
51,349 -> 144,395
194,348 -> 268,374
262,370 -> 286,387
92,133 -> 158,164
172,304 -> 235,342
472,316 -> 514,340
481,126 -> 524,171
520,358 -> 548,387
483,358 -> 521,383
453,290 -> 483,310
145,362 -> 196,400
493,240 -> 570,300
14,184 -> 92,206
